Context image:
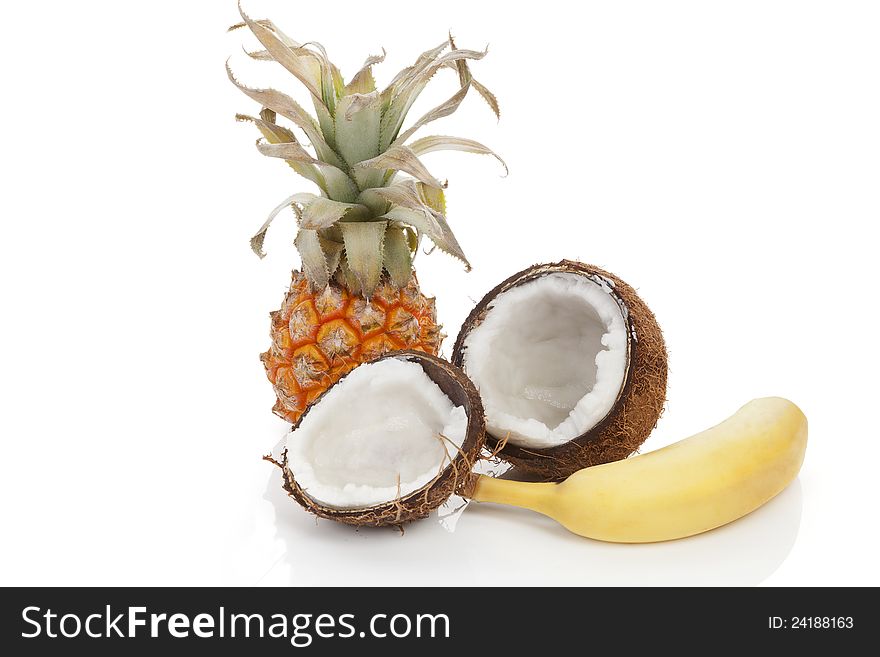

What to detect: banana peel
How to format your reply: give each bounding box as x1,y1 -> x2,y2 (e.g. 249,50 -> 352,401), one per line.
469,397 -> 807,543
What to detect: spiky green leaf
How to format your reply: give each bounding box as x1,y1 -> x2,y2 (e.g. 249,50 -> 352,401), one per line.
255,138 -> 321,165
345,50 -> 385,94
319,235 -> 344,275
355,188 -> 391,216
334,92 -> 381,166
294,229 -> 330,289
405,226 -> 419,254
336,92 -> 384,190
380,48 -> 487,149
228,16 -> 300,48
339,221 -> 387,297
379,206 -> 469,270
304,40 -> 339,116
383,226 -> 413,287
344,68 -> 376,95
445,34 -> 499,118
237,3 -> 324,101
360,178 -> 432,215
236,112 -> 295,142
440,51 -> 500,120
394,83 -> 470,145
408,135 -> 508,174
330,62 -> 346,96
238,0 -> 339,129
236,114 -> 327,193
418,183 -> 447,216
334,254 -> 361,291
250,192 -> 312,258
354,145 -> 445,189
225,62 -> 345,170
299,197 -> 370,230
380,40 -> 449,99
242,48 -> 277,61
253,139 -> 359,202
471,78 -> 501,120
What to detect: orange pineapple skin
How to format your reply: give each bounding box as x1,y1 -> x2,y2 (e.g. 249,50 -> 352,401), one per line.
261,271 -> 443,423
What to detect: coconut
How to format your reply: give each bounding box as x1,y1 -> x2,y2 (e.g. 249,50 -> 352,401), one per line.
452,261 -> 667,481
266,351 -> 485,527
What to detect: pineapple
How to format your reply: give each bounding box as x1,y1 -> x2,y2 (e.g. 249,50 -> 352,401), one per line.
228,5 -> 504,423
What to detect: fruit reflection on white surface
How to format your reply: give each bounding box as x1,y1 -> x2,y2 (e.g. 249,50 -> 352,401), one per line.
240,464 -> 802,586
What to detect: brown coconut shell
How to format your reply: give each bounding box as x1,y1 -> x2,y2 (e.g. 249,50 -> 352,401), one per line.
452,260 -> 667,482
265,350 -> 485,528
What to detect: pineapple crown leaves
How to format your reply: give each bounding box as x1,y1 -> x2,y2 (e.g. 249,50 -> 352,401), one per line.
228,2 -> 505,297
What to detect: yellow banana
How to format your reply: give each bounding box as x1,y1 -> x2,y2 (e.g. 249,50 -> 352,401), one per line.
470,397 -> 807,543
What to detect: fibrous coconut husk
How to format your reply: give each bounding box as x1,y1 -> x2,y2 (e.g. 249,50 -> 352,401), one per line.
265,350 -> 486,528
452,260 -> 667,482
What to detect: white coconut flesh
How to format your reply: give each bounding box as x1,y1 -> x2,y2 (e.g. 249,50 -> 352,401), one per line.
462,273 -> 629,449
286,358 -> 468,510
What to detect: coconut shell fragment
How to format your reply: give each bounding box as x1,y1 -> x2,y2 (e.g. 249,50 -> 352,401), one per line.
266,350 -> 485,528
452,260 -> 667,481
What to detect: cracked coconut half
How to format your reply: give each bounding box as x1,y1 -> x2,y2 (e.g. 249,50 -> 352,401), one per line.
228,3 -> 504,423
267,351 -> 485,527
453,261 -> 668,481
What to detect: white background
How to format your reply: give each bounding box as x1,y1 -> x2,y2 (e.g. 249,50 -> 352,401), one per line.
1,0 -> 878,586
